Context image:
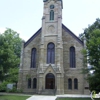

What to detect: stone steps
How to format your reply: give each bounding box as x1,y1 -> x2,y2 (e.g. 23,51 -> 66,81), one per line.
41,89 -> 55,95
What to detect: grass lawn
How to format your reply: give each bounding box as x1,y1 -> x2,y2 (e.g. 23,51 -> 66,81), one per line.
0,95 -> 30,100
56,98 -> 100,100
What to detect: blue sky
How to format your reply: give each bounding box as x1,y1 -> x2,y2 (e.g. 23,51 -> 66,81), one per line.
0,0 -> 100,41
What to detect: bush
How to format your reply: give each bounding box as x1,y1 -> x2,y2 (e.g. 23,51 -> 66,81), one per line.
6,87 -> 23,93
16,89 -> 23,93
0,81 -> 23,93
0,81 -> 8,92
6,87 -> 16,93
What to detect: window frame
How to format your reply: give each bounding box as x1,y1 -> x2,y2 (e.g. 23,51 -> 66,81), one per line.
74,78 -> 78,89
28,78 -> 31,89
31,48 -> 37,68
50,10 -> 54,20
68,78 -> 72,90
47,42 -> 55,64
70,46 -> 76,68
33,78 -> 37,89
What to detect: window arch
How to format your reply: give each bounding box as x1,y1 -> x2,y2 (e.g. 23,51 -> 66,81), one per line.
70,46 -> 76,68
28,78 -> 31,89
31,48 -> 37,68
45,73 -> 55,89
74,78 -> 78,89
50,10 -> 54,20
68,78 -> 72,89
33,78 -> 37,89
47,43 -> 55,64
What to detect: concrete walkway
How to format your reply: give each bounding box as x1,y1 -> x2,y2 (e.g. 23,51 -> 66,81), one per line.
26,94 -> 90,100
0,92 -> 91,100
26,95 -> 57,100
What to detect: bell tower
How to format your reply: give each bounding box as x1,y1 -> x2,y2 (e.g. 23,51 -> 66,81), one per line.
38,0 -> 64,94
41,0 -> 63,44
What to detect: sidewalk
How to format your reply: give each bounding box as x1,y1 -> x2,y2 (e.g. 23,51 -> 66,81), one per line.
57,94 -> 90,98
26,94 -> 90,100
0,92 -> 91,100
27,95 -> 57,100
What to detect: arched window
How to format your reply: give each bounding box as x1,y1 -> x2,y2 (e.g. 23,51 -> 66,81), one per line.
68,78 -> 72,89
47,43 -> 55,64
50,10 -> 54,20
31,48 -> 36,68
28,78 -> 31,89
70,46 -> 76,68
74,78 -> 78,89
33,78 -> 37,89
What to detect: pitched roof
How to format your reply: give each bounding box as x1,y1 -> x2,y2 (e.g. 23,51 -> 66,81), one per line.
24,24 -> 83,47
24,28 -> 42,47
62,24 -> 83,45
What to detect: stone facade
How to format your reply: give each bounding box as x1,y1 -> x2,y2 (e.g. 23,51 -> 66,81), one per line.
17,0 -> 89,95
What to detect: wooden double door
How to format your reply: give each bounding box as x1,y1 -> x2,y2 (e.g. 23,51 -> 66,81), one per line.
45,73 -> 55,89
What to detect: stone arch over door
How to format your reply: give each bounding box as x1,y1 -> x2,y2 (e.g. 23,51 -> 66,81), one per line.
45,73 -> 55,89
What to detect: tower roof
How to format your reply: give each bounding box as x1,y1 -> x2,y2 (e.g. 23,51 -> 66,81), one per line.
43,0 -> 63,9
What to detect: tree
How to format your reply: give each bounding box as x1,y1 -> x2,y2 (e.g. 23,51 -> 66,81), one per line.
87,29 -> 100,92
0,28 -> 22,83
81,18 -> 100,93
79,18 -> 100,41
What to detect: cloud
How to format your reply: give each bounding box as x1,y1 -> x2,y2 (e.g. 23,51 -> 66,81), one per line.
0,27 -> 6,34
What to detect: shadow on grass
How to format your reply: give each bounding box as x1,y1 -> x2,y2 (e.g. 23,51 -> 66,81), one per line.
0,95 -> 9,100
56,98 -> 100,100
56,97 -> 91,100
0,95 -> 30,100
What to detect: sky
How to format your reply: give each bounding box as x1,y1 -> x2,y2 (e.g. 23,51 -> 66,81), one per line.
0,0 -> 100,41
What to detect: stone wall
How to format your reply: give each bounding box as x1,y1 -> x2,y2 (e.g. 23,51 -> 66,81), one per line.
62,28 -> 85,94
17,28 -> 89,94
17,33 -> 41,93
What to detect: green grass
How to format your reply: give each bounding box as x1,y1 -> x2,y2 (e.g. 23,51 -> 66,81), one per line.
56,98 -> 100,100
0,95 -> 30,100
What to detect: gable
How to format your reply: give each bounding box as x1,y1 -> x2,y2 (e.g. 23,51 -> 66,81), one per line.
24,28 -> 42,47
62,24 -> 83,45
24,24 -> 83,47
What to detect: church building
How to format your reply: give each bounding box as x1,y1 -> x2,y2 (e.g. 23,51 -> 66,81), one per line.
18,0 -> 89,95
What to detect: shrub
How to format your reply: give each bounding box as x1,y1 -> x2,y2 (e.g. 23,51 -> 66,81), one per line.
0,81 -> 8,92
6,87 -> 23,93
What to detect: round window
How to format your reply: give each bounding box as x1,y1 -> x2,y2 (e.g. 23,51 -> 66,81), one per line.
50,5 -> 54,9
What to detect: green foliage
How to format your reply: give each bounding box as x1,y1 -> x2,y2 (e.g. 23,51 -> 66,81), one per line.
6,68 -> 19,83
84,18 -> 100,41
92,90 -> 96,98
0,81 -> 8,91
86,29 -> 100,92
6,87 -> 16,93
6,87 -> 23,93
79,18 -> 100,41
0,28 -> 22,83
81,18 -> 100,93
0,81 -> 23,93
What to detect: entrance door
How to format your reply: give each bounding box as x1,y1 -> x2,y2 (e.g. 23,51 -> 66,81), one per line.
45,73 -> 55,89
